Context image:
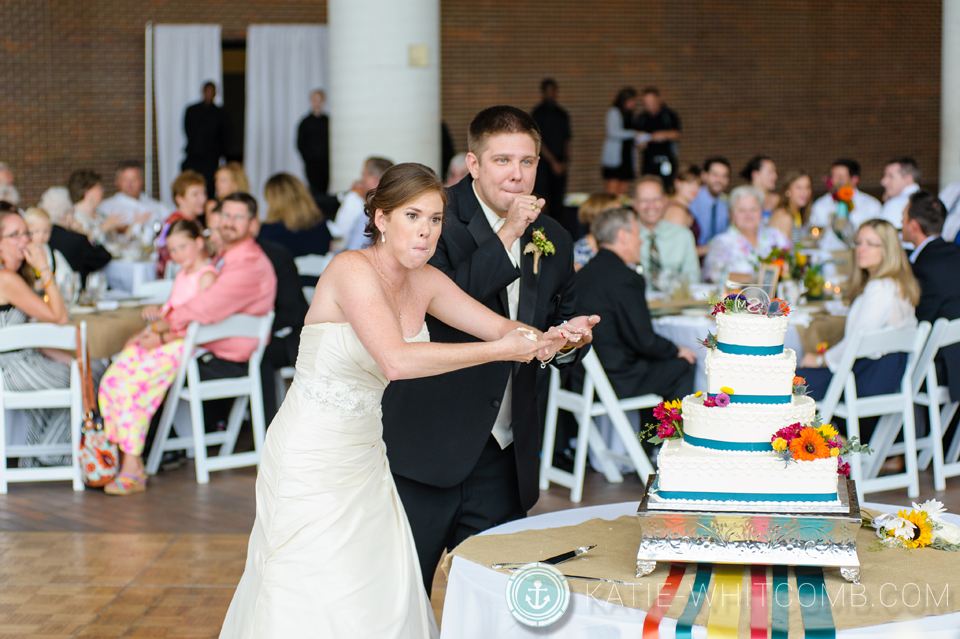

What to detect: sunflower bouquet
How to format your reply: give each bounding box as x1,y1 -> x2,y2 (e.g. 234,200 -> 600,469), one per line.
642,399 -> 684,444
865,500 -> 960,551
770,417 -> 871,476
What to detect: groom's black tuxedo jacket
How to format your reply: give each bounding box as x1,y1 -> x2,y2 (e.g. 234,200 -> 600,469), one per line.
912,236 -> 960,401
381,177 -> 583,511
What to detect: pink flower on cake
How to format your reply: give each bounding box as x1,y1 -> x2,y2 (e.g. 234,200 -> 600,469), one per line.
837,459 -> 851,477
658,423 -> 676,439
714,392 -> 731,407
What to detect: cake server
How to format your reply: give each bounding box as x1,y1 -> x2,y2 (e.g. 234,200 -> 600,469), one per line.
491,545 -> 596,570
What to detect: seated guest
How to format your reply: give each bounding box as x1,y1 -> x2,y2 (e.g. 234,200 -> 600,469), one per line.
769,170 -> 813,244
741,155 -> 779,219
573,207 -> 696,400
60,169 -> 125,243
938,152 -> 960,243
205,162 -> 251,219
23,207 -> 75,291
689,156 -> 731,247
98,220 -> 217,495
880,157 -> 921,228
327,156 -> 393,251
902,190 -> 960,402
572,193 -> 620,271
809,159 -> 882,230
156,170 -> 207,277
444,152 -> 470,188
97,160 -> 171,228
664,164 -> 708,257
797,219 -> 919,400
0,209 -> 106,468
258,172 -> 332,257
704,185 -> 792,283
38,186 -> 74,224
633,176 -> 700,289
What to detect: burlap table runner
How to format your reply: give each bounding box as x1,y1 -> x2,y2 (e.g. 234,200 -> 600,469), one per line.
445,510 -> 960,636
71,306 -> 146,359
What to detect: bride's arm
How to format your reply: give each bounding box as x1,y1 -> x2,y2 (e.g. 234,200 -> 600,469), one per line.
331,253 -> 545,381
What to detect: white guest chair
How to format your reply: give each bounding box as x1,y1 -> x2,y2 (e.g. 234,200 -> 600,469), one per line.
816,323 -> 931,501
0,322 -> 85,492
913,318 -> 960,491
145,312 -> 274,484
540,348 -> 661,503
133,278 -> 174,304
275,254 -> 334,403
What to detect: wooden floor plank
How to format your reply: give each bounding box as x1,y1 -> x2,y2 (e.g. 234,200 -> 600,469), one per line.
0,585 -> 122,638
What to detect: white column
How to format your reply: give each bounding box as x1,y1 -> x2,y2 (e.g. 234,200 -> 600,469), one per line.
941,0 -> 960,186
328,0 -> 441,192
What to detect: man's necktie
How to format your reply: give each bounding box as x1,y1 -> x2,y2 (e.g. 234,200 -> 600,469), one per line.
649,232 -> 661,290
710,200 -> 718,239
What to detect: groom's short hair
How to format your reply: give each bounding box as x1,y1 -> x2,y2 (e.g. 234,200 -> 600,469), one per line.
467,106 -> 541,158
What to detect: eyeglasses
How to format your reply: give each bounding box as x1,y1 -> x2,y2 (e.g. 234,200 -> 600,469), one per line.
853,240 -> 883,249
1,230 -> 31,240
219,213 -> 251,223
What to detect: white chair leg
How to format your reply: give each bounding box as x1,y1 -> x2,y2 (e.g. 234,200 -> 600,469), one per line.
220,397 -> 248,456
569,383 -> 596,504
865,415 -> 899,480
249,371 -> 267,454
539,370 -> 562,490
0,399 -> 7,495
70,364 -> 84,491
927,393 -> 947,491
902,394 -> 920,498
186,371 -> 210,484
585,419 -> 624,483
945,402 -> 960,465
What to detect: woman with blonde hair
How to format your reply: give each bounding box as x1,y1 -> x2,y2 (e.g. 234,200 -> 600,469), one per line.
215,162 -> 250,199
664,165 -> 707,257
258,172 -> 332,256
797,219 -> 920,400
769,170 -> 813,244
572,193 -> 621,270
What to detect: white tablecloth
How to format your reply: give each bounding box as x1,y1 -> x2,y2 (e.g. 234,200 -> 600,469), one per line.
440,502 -> 960,638
103,259 -> 156,294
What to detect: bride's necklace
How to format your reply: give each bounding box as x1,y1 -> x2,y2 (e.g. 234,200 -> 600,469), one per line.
373,248 -> 405,320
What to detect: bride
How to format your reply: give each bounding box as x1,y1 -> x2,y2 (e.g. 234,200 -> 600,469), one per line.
220,163 -> 574,638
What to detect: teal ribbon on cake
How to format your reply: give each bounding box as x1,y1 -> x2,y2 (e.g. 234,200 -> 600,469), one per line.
656,488 -> 838,502
684,433 -> 774,452
716,341 -> 784,356
707,392 -> 791,405
795,566 -> 837,637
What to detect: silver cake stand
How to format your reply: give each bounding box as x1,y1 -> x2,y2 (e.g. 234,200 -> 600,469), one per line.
636,476 -> 862,583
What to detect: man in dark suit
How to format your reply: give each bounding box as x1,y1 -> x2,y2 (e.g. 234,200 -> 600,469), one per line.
902,190 -> 960,402
182,82 -> 228,200
48,224 -> 112,283
574,207 -> 696,401
296,89 -> 330,198
381,106 -> 598,594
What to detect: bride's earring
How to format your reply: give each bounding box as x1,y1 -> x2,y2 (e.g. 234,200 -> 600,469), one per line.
381,232 -> 386,243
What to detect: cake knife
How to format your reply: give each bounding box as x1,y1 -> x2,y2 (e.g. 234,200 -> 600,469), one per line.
491,545 -> 596,570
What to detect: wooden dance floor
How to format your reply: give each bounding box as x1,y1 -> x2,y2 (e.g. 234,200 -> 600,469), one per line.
1,460 -> 957,638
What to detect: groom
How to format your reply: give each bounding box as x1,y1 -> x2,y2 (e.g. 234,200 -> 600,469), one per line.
381,106 -> 597,594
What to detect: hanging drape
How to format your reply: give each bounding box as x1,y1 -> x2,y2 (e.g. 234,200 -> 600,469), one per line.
244,25 -> 328,212
153,25 -> 223,208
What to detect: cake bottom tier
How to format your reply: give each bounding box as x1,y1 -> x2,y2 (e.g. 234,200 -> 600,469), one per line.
656,439 -> 840,503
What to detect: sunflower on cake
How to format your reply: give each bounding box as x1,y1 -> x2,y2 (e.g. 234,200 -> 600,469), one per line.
644,290 -> 870,506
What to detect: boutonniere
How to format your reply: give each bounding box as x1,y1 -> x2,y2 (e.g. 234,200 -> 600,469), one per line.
523,228 -> 555,275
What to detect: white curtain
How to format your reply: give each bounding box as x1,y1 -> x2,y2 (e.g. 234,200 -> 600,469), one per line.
153,25 -> 223,208
245,25 -> 328,213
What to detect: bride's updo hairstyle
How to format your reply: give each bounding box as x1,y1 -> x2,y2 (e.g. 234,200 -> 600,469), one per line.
364,163 -> 448,244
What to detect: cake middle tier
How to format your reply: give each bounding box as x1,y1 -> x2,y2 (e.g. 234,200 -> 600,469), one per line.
705,347 -> 797,404
681,393 -> 816,451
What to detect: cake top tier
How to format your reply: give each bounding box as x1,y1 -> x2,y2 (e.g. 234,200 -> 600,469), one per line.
715,313 -> 789,351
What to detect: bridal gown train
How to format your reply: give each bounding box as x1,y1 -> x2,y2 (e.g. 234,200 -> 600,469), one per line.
220,322 -> 439,639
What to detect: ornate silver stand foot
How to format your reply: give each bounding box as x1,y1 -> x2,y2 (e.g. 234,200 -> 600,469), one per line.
636,560 -> 657,578
839,566 -> 860,584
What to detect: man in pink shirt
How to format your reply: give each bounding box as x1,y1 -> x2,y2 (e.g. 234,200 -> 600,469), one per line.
160,192 -> 277,379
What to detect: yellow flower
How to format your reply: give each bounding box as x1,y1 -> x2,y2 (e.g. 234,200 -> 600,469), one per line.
818,424 -> 838,440
695,391 -> 703,397
665,399 -> 682,411
830,448 -> 840,457
897,509 -> 933,548
772,438 -> 788,452
720,387 -> 735,395
797,254 -> 808,266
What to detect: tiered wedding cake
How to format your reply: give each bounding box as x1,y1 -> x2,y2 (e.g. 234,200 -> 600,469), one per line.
653,307 -> 841,504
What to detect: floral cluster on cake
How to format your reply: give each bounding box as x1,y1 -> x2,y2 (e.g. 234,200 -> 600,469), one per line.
770,415 -> 871,477
706,292 -> 790,319
864,500 -> 960,551
643,388 -> 734,444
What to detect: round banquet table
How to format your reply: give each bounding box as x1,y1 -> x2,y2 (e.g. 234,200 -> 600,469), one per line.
439,502 -> 960,638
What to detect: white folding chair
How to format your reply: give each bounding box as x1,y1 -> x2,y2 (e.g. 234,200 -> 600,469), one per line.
540,348 -> 661,503
913,318 -> 960,491
145,312 -> 274,483
133,278 -> 174,304
0,322 -> 85,492
817,323 -> 931,501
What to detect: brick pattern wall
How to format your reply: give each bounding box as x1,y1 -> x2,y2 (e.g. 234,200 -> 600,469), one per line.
0,0 -> 941,205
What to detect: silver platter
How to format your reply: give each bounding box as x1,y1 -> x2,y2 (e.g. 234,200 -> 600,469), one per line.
644,475 -> 851,514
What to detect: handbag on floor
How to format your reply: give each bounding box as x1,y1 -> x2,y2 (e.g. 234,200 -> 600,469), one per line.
76,327 -> 118,487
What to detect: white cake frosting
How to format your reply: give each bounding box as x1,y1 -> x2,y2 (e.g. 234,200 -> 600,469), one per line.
656,439 -> 839,499
715,313 -> 788,349
681,394 -> 816,450
704,348 -> 796,399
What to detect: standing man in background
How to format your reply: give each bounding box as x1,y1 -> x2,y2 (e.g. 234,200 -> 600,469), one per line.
297,89 -> 331,198
182,81 -> 229,201
532,79 -> 573,233
634,87 -> 681,191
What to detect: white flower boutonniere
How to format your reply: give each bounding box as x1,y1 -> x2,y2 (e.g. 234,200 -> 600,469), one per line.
523,228 -> 555,275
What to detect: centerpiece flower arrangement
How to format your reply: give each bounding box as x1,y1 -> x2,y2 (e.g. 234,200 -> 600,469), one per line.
863,500 -> 960,551
759,249 -> 825,300
770,414 -> 871,477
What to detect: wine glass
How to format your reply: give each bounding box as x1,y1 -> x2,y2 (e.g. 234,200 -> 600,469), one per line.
86,272 -> 107,306
61,272 -> 80,306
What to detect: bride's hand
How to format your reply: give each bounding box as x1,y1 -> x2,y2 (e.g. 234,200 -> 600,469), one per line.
498,327 -> 549,363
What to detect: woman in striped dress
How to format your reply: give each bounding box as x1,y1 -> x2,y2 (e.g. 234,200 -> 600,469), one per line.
0,209 -> 105,467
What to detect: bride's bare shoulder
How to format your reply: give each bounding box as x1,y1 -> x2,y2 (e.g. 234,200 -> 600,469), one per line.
323,250 -> 376,280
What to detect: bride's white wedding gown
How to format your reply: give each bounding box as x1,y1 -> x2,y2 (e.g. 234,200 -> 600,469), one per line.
220,322 -> 439,638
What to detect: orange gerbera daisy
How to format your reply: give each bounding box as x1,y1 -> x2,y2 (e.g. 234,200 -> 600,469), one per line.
790,428 -> 830,461
793,376 -> 806,386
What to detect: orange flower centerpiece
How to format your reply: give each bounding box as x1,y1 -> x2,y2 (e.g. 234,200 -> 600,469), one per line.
770,419 -> 871,476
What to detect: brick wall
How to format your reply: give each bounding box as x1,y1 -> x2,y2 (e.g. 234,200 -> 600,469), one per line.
0,0 -> 942,205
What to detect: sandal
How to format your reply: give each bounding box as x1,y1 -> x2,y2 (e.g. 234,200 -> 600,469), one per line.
104,473 -> 147,496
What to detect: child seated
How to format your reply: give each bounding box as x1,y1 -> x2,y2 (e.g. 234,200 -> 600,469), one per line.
23,207 -> 75,292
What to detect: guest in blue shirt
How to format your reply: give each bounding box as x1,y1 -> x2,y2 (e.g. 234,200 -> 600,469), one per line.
689,157 -> 731,246
258,172 -> 332,258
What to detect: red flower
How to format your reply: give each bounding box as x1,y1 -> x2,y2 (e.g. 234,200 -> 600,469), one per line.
711,303 -> 726,316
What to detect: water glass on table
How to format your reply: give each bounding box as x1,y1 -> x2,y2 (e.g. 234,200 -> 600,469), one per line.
86,272 -> 107,306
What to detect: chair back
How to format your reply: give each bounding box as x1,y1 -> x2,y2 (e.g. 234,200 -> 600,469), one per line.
187,312 -> 275,370
0,322 -> 80,354
134,279 -> 174,304
294,253 -> 334,277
